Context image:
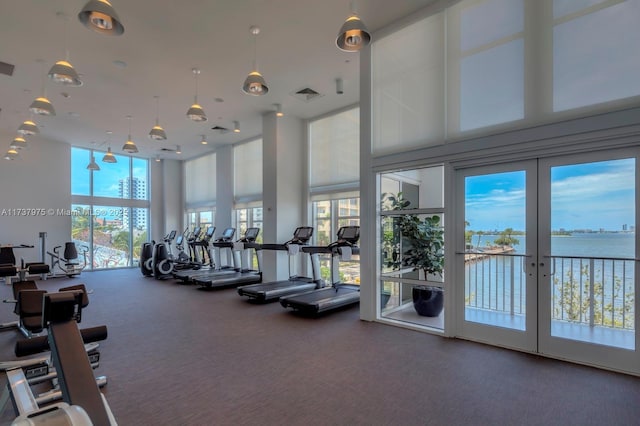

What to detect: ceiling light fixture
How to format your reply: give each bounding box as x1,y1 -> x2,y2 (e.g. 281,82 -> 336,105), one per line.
176,145 -> 182,155
336,1 -> 371,52
102,146 -> 117,163
274,103 -> 284,117
78,0 -> 124,36
186,68 -> 207,122
10,136 -> 28,150
4,147 -> 19,161
30,61 -> 56,116
200,135 -> 208,145
18,119 -> 39,136
155,155 -> 161,162
122,115 -> 139,153
149,96 -> 167,140
86,154 -> 100,171
233,121 -> 240,133
242,26 -> 268,96
49,13 -> 82,87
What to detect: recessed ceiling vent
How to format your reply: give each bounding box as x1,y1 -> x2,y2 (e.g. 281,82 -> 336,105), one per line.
211,125 -> 229,133
291,87 -> 324,103
0,61 -> 15,76
159,147 -> 176,153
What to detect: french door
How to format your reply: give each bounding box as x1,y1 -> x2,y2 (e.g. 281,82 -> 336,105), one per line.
456,149 -> 640,375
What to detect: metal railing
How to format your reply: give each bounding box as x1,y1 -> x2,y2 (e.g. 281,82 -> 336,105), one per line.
464,252 -> 636,331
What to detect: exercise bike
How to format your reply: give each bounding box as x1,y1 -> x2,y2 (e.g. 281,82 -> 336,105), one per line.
47,242 -> 89,278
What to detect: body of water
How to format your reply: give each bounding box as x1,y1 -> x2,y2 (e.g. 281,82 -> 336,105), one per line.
473,232 -> 635,259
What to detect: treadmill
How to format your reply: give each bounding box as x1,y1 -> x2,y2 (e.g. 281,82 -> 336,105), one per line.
279,226 -> 361,315
237,226 -> 317,302
173,227 -> 236,283
193,227 -> 262,289
172,226 -> 217,282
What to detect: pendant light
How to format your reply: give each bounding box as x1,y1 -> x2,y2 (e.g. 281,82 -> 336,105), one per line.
4,147 -> 19,161
186,68 -> 207,122
17,119 -> 39,136
102,147 -> 117,163
242,26 -> 268,96
86,154 -> 101,171
10,136 -> 28,150
78,0 -> 124,36
48,12 -> 82,87
274,103 -> 284,117
336,1 -> 371,52
233,121 -> 240,133
200,135 -> 208,145
123,115 -> 139,153
149,96 -> 167,140
175,145 -> 182,155
30,60 -> 56,116
155,155 -> 161,162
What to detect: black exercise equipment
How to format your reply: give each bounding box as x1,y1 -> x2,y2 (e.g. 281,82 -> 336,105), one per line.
279,226 -> 361,315
0,244 -> 50,284
140,242 -> 154,276
172,227 -> 236,283
193,227 -> 262,289
47,242 -> 89,278
4,290 -> 116,424
237,226 -> 317,302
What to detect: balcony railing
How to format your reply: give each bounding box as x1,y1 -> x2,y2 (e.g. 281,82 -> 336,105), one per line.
464,252 -> 636,331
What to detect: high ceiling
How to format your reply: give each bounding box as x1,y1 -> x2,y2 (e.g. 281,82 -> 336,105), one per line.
0,0 -> 435,160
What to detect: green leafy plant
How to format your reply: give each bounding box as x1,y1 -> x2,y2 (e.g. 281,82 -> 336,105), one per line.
382,192 -> 444,279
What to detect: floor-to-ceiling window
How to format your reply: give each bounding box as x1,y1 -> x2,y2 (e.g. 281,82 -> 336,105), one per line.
233,139 -> 263,242
309,107 -> 360,283
71,147 -> 149,269
184,152 -> 216,239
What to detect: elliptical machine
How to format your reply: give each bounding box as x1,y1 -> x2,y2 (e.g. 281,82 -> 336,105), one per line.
151,230 -> 178,280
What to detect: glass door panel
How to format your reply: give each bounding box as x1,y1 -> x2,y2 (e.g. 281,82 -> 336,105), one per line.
539,152 -> 638,374
457,161 -> 537,352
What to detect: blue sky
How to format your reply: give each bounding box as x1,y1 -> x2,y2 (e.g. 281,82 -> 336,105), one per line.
465,159 -> 635,232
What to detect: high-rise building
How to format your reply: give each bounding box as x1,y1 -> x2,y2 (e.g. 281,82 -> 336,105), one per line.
119,177 -> 147,229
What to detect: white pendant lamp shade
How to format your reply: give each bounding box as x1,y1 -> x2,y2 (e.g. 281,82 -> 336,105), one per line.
242,71 -> 268,96
186,103 -> 207,122
242,26 -> 268,96
149,124 -> 167,140
149,96 -> 167,140
87,155 -> 100,170
48,60 -> 83,86
102,147 -> 117,163
187,68 -> 207,122
78,0 -> 124,36
122,138 -> 138,153
123,115 -> 139,152
29,97 -> 56,116
233,121 -> 240,133
4,147 -> 19,161
18,120 -> 39,136
10,136 -> 27,150
200,135 -> 207,145
274,103 -> 284,117
336,14 -> 371,52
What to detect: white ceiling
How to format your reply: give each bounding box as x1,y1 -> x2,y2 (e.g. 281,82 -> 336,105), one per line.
0,0 -> 435,160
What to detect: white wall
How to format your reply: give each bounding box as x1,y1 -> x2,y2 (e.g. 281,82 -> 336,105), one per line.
0,133 -> 71,263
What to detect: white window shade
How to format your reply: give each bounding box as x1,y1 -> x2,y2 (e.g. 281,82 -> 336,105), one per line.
309,107 -> 360,190
234,139 -> 262,204
372,13 -> 445,156
185,152 -> 216,208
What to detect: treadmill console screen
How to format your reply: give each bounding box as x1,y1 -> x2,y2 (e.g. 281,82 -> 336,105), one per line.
222,227 -> 235,240
206,227 -> 215,237
337,226 -> 360,243
245,227 -> 260,241
293,226 -> 314,243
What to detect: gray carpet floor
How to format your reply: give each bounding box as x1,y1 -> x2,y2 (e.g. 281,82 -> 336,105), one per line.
1,268 -> 639,425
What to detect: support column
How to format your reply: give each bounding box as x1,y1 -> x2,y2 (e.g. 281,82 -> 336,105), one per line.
262,112 -> 306,281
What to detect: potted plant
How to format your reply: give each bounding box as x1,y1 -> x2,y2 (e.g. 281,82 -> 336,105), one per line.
383,192 -> 445,317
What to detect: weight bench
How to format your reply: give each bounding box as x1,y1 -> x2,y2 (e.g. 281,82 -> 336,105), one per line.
1,282 -> 90,338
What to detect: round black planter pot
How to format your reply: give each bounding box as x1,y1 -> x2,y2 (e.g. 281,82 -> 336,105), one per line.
412,285 -> 444,317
